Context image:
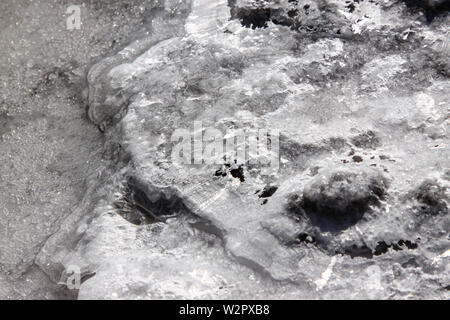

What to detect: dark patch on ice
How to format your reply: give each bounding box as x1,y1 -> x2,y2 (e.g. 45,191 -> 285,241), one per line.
374,240 -> 419,256
80,272 -> 97,285
230,165 -> 245,182
288,171 -> 388,231
336,239 -> 419,259
303,4 -> 310,14
288,9 -> 298,17
259,185 -> 278,198
296,232 -> 315,244
270,8 -> 295,27
228,0 -> 298,30
413,180 -> 448,215
215,168 -> 227,177
232,6 -> 272,29
214,163 -> 245,182
402,0 -> 450,22
114,177 -> 189,225
341,244 -> 374,259
351,130 -> 381,149
416,180 -> 448,206
346,2 -> 356,13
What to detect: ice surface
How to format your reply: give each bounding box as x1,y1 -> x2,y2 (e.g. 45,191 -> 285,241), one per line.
1,0 -> 449,299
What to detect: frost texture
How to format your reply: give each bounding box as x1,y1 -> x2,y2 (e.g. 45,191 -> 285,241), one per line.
30,0 -> 450,299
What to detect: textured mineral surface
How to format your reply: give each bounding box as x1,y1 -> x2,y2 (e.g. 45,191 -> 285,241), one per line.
1,0 -> 449,299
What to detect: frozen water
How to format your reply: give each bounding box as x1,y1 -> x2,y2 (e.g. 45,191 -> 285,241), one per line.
1,0 -> 449,299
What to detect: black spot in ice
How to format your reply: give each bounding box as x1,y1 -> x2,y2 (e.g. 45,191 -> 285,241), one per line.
259,185 -> 278,198
230,165 -> 245,182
